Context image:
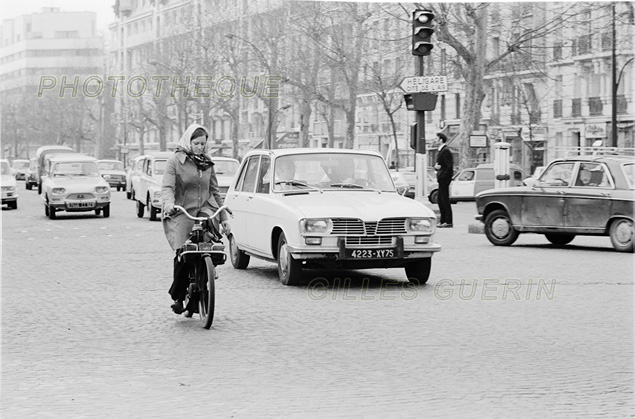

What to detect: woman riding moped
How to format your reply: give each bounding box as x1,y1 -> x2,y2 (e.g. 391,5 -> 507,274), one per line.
162,123 -> 231,314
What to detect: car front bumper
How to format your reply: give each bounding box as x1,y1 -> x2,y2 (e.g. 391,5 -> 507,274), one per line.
287,237 -> 441,269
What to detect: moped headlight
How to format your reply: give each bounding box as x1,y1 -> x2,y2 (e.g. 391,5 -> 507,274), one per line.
95,186 -> 109,193
153,191 -> 162,199
52,187 -> 66,195
301,219 -> 332,234
407,218 -> 433,233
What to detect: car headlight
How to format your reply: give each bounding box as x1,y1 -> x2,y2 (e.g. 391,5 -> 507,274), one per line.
102,174 -> 111,180
2,186 -> 15,192
407,218 -> 434,233
95,186 -> 109,193
301,218 -> 332,234
51,187 -> 66,194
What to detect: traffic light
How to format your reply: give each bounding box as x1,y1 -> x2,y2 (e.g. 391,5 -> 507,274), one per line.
404,92 -> 438,111
410,124 -> 417,150
412,9 -> 435,56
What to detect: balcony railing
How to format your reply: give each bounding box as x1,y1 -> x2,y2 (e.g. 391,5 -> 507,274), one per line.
572,98 -> 582,117
588,97 -> 603,116
553,99 -> 563,118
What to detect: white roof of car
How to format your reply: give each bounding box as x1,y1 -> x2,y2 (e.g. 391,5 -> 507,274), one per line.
36,145 -> 74,158
246,148 -> 383,158
48,154 -> 97,163
97,159 -> 122,163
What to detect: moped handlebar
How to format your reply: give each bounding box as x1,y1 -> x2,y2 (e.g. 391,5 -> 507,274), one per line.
170,204 -> 232,221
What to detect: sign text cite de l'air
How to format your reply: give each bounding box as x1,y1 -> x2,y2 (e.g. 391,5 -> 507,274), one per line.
401,76 -> 448,93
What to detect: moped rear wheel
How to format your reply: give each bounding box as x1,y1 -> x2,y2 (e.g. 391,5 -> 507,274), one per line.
198,255 -> 215,329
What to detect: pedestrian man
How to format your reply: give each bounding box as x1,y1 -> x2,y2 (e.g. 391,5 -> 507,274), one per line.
434,133 -> 453,228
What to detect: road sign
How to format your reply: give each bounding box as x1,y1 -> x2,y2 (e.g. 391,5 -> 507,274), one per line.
401,76 -> 448,93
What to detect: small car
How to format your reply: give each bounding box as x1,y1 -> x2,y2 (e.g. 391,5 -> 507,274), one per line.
41,154 -> 111,219
1,159 -> 18,209
25,158 -> 38,190
97,159 -> 127,191
11,159 -> 29,180
134,152 -> 172,221
211,156 -> 240,200
428,163 -> 523,204
126,155 -> 146,199
475,155 -> 634,252
227,148 -> 442,285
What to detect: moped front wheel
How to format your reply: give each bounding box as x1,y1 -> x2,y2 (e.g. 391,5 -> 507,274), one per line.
198,255 -> 215,329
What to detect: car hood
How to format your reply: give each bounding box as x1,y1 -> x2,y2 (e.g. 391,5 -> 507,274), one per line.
216,174 -> 234,188
1,174 -> 16,187
100,170 -> 126,176
50,177 -> 109,190
278,191 -> 436,219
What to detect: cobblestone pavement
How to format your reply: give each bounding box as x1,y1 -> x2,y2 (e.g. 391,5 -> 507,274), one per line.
2,187 -> 633,418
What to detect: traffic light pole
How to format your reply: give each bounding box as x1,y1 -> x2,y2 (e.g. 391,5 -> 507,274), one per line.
415,55 -> 428,202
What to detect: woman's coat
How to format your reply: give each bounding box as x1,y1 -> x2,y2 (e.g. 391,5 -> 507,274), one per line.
161,124 -> 227,251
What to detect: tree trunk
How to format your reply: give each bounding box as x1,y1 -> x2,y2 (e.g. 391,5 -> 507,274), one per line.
299,96 -> 311,148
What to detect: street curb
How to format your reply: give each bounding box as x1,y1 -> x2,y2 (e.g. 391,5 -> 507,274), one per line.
468,223 -> 484,234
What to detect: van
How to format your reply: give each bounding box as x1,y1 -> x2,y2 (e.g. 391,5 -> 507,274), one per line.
35,145 -> 76,194
428,163 -> 523,204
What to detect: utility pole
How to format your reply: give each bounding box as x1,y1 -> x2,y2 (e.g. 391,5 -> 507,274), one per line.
611,2 -> 617,148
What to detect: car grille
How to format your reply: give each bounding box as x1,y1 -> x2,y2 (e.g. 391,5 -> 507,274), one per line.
331,218 -> 407,236
108,175 -> 125,182
346,236 -> 394,246
67,193 -> 96,200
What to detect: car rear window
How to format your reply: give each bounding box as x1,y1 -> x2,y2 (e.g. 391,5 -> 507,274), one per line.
98,161 -> 124,171
622,163 -> 635,189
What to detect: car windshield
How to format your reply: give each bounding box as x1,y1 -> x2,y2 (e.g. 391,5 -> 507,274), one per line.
1,161 -> 10,175
13,161 -> 29,170
214,160 -> 239,176
273,153 -> 394,191
154,160 -> 167,175
98,161 -> 124,171
52,162 -> 99,177
622,163 -> 635,189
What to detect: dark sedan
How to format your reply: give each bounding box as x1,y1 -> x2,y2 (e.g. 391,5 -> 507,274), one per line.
475,155 -> 634,252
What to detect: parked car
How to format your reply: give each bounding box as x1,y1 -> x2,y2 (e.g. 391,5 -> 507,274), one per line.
25,158 -> 38,190
227,148 -> 442,285
428,163 -> 523,204
211,156 -> 240,200
40,154 -> 111,219
35,145 -> 76,194
97,159 -> 127,191
126,155 -> 146,199
390,167 -> 438,201
1,159 -> 18,209
523,166 -> 546,188
11,159 -> 29,180
475,155 -> 634,252
134,152 -> 172,221
389,170 -> 411,196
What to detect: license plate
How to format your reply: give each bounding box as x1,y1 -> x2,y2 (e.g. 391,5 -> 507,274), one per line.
346,248 -> 395,259
67,201 -> 95,209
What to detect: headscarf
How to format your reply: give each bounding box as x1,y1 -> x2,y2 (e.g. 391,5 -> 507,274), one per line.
176,123 -> 214,171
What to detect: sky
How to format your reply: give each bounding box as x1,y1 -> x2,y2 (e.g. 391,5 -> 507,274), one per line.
1,0 -> 117,34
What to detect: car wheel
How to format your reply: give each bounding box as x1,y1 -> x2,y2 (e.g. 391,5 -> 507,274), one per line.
405,258 -> 432,285
148,197 -> 158,221
126,190 -> 132,199
429,189 -> 438,204
609,218 -> 634,253
102,204 -> 110,218
38,183 -> 42,194
277,233 -> 301,285
9,201 -> 17,210
122,184 -> 126,192
136,200 -> 145,218
48,205 -> 56,220
131,187 -> 136,200
95,209 -> 101,216
44,202 -> 49,216
545,233 -> 575,246
484,209 -> 519,246
116,185 -> 121,191
228,234 -> 250,269
26,182 -> 31,190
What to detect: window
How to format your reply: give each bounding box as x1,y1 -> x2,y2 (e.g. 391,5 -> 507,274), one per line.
237,156 -> 259,193
540,162 -> 574,186
458,170 -> 475,181
572,99 -> 582,117
553,42 -> 562,60
256,156 -> 271,193
553,100 -> 563,118
455,93 -> 461,119
574,163 -> 609,187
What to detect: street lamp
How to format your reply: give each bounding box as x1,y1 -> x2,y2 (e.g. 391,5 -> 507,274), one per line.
266,104 -> 291,149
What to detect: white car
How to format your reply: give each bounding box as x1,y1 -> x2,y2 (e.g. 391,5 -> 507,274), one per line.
41,154 -> 111,219
226,148 -> 441,285
126,155 -> 146,199
135,152 -> 172,221
211,156 -> 240,200
1,159 -> 18,209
